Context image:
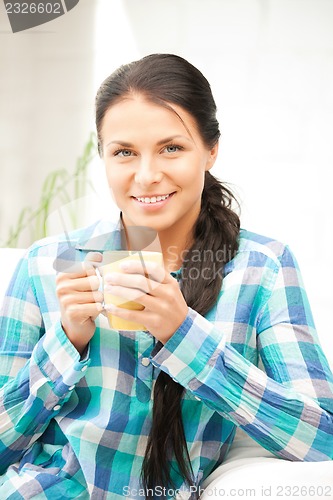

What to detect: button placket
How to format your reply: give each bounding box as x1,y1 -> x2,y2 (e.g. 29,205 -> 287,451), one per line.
136,332 -> 155,403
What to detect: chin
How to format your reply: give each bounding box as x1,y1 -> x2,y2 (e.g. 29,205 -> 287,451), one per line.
126,212 -> 169,227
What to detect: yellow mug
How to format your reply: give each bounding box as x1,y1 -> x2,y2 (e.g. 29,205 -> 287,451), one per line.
101,250 -> 163,331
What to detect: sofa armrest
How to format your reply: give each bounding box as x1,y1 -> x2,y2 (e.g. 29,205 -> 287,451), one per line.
201,429 -> 333,499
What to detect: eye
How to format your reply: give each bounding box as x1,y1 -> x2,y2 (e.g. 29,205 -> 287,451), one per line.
163,144 -> 183,154
114,149 -> 133,157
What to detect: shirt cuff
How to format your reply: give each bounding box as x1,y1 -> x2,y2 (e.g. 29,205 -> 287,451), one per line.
150,307 -> 226,386
32,321 -> 91,398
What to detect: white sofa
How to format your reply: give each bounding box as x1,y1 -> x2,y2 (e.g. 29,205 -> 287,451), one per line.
1,248 -> 332,500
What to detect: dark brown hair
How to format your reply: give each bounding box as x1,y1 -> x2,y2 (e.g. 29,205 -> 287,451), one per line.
95,54 -> 240,494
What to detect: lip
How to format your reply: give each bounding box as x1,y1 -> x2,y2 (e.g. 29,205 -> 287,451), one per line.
131,192 -> 176,211
132,193 -> 174,198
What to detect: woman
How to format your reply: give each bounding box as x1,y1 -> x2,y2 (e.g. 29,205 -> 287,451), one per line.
0,54 -> 332,499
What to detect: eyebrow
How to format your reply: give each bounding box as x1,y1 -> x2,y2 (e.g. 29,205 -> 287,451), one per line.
106,135 -> 192,148
157,135 -> 192,145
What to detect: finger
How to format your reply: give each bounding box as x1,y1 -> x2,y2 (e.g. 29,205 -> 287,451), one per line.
61,290 -> 104,306
56,261 -> 97,280
57,274 -> 101,293
85,252 -> 103,267
118,260 -> 168,284
104,285 -> 156,307
66,302 -> 104,321
104,302 -> 150,325
104,271 -> 163,295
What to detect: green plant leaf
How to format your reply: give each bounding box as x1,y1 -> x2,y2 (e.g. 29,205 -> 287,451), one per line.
1,132 -> 98,248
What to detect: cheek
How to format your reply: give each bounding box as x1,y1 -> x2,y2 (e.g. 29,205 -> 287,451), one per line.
105,168 -> 135,213
105,166 -> 122,189
181,165 -> 205,191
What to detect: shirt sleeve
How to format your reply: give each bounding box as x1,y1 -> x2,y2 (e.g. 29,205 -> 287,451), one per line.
0,248 -> 90,474
151,246 -> 333,462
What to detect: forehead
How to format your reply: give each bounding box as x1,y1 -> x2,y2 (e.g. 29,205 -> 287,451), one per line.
100,96 -> 201,140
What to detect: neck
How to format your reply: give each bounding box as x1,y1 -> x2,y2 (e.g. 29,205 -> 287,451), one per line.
158,231 -> 192,273
122,209 -> 200,272
121,215 -> 196,274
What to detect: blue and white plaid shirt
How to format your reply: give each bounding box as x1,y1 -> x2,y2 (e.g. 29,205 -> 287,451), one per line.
1,219 -> 333,499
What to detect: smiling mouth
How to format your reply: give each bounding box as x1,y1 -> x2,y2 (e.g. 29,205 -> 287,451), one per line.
132,193 -> 175,204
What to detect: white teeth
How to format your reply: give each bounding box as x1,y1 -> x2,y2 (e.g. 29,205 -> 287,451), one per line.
135,194 -> 170,204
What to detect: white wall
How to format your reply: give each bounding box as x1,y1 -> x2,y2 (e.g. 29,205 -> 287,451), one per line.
0,0 -> 96,247
93,0 -> 333,361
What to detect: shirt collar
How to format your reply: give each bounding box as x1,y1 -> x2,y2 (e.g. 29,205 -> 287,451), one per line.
74,214 -> 160,253
75,217 -> 124,252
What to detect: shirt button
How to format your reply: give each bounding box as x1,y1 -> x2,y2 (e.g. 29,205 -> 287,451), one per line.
68,385 -> 75,391
81,365 -> 88,372
141,357 -> 150,367
53,405 -> 61,411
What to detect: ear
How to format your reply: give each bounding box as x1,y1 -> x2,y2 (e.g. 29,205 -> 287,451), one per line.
205,141 -> 219,171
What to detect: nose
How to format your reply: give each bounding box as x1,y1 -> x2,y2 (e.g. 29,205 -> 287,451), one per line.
134,156 -> 163,187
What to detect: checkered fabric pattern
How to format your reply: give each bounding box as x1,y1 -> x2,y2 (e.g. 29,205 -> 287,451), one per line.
0,219 -> 332,499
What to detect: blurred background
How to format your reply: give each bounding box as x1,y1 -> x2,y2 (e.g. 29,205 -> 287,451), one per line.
0,0 -> 332,358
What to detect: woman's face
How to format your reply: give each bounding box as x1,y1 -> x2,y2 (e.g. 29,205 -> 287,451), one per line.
100,95 -> 218,236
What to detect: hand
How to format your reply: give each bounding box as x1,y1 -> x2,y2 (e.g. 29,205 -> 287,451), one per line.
56,252 -> 104,355
103,260 -> 188,344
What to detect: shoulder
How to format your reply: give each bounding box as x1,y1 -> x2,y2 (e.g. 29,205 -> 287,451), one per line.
27,219 -> 120,256
239,228 -> 296,262
227,228 -> 298,274
238,229 -> 286,259
23,219 -> 121,276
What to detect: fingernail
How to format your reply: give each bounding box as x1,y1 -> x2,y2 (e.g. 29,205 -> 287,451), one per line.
89,252 -> 103,261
